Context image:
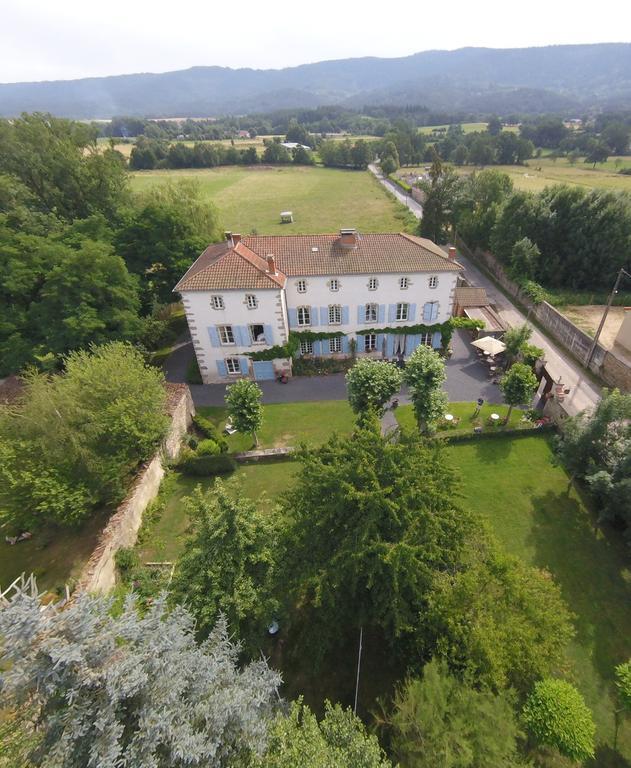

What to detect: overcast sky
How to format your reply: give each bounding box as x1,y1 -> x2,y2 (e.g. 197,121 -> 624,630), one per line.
2,0 -> 630,83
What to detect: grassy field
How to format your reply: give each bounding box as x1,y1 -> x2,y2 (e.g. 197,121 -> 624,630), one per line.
131,165 -> 414,234
137,462 -> 298,562
197,400 -> 356,452
394,401 -> 529,435
418,122 -> 520,135
448,435 -> 631,761
0,512 -> 107,594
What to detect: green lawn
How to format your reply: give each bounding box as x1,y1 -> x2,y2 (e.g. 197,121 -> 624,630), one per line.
447,435 -> 631,761
0,512 -> 107,594
137,462 -> 298,563
197,401 -> 356,451
130,165 -> 415,234
394,401 -> 529,435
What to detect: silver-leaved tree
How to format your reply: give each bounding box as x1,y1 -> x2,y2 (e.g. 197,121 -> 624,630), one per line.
0,592 -> 281,768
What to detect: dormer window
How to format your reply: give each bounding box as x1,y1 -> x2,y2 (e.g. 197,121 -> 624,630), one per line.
399,277 -> 409,290
297,279 -> 307,293
429,276 -> 438,289
245,294 -> 258,309
211,295 -> 224,310
329,279 -> 340,292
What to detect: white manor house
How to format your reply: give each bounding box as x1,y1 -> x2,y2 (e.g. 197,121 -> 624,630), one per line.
175,228 -> 463,383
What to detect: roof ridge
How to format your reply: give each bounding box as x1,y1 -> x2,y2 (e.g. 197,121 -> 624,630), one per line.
234,242 -> 286,287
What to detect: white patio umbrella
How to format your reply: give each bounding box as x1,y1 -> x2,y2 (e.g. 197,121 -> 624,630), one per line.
471,336 -> 506,356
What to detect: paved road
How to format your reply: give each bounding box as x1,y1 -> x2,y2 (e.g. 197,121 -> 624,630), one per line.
368,163 -> 423,219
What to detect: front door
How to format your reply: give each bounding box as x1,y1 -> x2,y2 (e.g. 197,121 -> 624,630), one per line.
394,335 -> 406,357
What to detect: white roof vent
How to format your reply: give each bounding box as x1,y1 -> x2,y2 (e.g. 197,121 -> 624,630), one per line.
311,246 -> 319,252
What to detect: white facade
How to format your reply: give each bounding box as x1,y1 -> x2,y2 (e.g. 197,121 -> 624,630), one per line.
181,270 -> 457,384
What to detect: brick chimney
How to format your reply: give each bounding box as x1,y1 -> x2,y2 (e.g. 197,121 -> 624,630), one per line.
448,246 -> 457,261
340,228 -> 358,248
231,233 -> 242,245
266,254 -> 277,274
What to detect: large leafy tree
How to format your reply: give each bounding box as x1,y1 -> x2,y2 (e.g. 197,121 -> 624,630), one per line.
403,344 -> 448,433
386,660 -> 524,768
502,324 -> 533,367
555,389 -> 631,534
522,679 -> 596,763
0,114 -> 128,221
279,422 -> 475,661
225,379 -> 264,446
499,362 -> 538,422
0,224 -> 141,374
171,482 -> 279,647
345,359 -> 402,415
0,342 -> 169,529
260,700 -> 391,768
426,548 -> 574,692
418,150 -> 462,244
0,592 -> 281,768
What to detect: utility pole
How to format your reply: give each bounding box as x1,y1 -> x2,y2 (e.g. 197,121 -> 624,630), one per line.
353,626 -> 363,716
584,267 -> 631,369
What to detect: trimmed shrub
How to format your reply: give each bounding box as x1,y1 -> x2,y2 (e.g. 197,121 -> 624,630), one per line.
193,415 -> 229,452
115,547 -> 140,583
196,439 -> 220,456
178,453 -> 237,477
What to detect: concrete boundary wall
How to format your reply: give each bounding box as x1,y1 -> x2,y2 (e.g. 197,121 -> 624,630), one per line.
75,384 -> 195,595
469,247 -> 628,392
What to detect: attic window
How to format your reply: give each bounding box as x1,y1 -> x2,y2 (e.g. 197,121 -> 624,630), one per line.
329,279 -> 340,292
399,277 -> 409,290
211,295 -> 224,310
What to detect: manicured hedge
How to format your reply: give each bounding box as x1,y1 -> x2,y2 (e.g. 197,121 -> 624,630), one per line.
178,453 -> 237,476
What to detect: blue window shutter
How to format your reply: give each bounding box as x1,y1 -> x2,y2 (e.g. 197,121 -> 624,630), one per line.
216,360 -> 227,377
408,303 -> 416,322
386,334 -> 394,357
313,340 -> 322,356
342,305 -> 349,325
208,327 -> 221,347
376,334 -> 384,353
431,302 -> 439,322
408,335 -> 419,354
238,326 -> 250,346
287,308 -> 297,327
311,306 -> 318,326
378,304 -> 386,323
423,302 -> 432,322
264,325 -> 274,345
342,335 -> 350,354
239,357 -> 249,375
432,331 -> 442,349
388,304 -> 397,322
320,307 -> 328,325
357,305 -> 363,323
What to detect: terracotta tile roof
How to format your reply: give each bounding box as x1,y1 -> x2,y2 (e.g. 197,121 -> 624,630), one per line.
174,241 -> 286,291
454,286 -> 489,307
242,232 -> 463,276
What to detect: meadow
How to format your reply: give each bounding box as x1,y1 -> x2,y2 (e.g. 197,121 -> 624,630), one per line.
419,122 -> 519,135
130,165 -> 416,234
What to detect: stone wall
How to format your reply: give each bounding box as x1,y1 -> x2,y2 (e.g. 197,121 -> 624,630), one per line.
75,383 -> 194,595
470,247 -> 629,392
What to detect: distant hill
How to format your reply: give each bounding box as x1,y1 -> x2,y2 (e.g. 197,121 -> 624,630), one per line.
1,43 -> 631,119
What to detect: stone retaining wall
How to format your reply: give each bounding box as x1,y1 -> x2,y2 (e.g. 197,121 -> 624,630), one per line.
75,384 -> 194,595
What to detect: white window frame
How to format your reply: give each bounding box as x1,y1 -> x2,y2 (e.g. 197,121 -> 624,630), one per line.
396,303 -> 409,322
245,294 -> 258,309
420,332 -> 432,346
328,304 -> 342,325
299,340 -> 313,355
368,277 -> 378,291
297,306 -> 311,326
211,295 -> 224,310
329,279 -> 340,292
249,324 -> 266,345
428,276 -> 438,289
297,279 -> 307,293
399,277 -> 409,290
364,333 -> 377,352
365,303 -> 378,323
225,357 -> 240,374
329,336 -> 342,353
218,325 -> 235,345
